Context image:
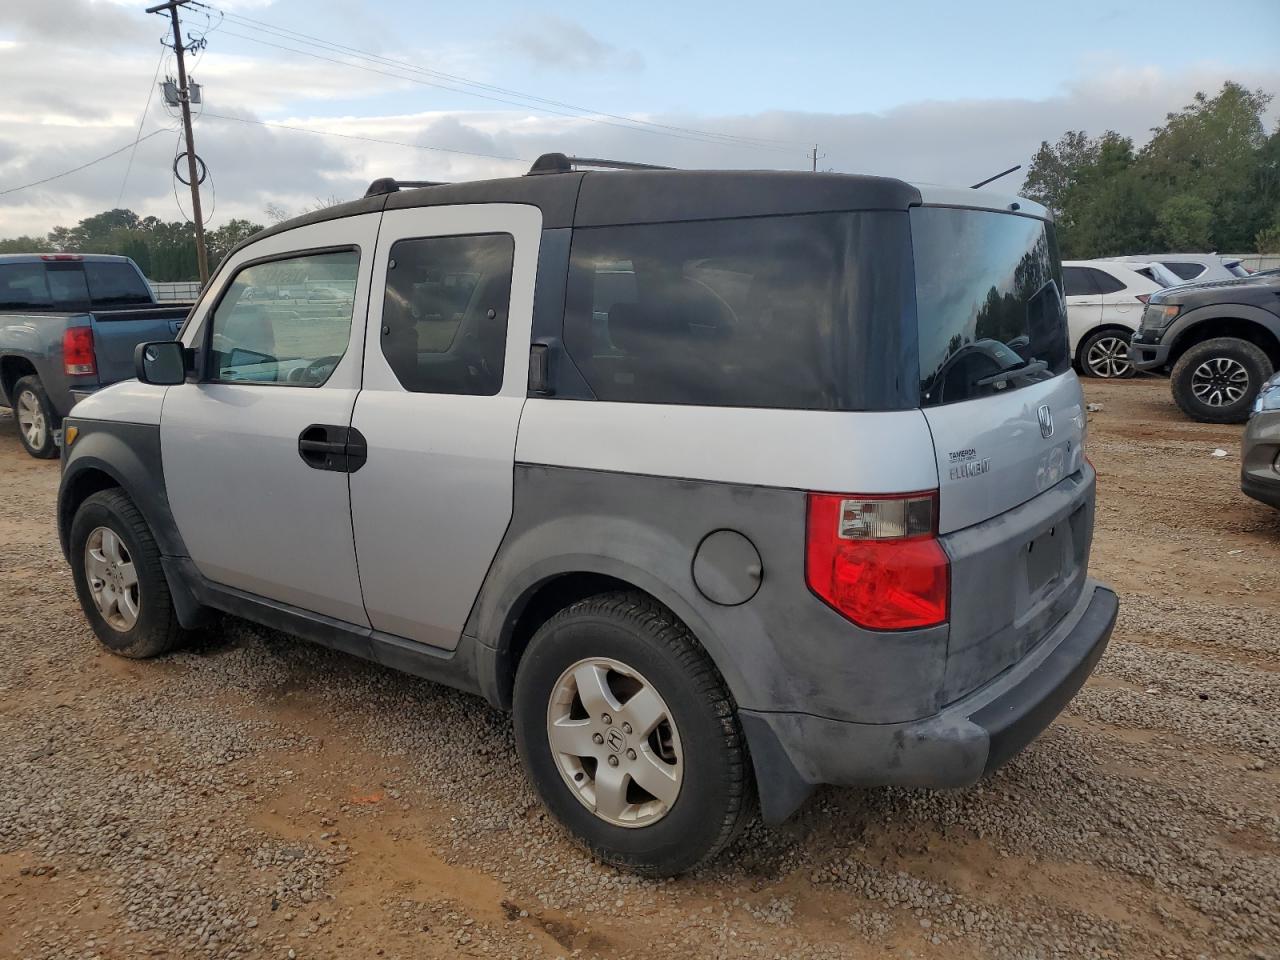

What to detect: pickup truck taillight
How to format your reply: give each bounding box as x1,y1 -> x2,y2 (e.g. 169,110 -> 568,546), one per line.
805,491 -> 949,630
63,327 -> 96,376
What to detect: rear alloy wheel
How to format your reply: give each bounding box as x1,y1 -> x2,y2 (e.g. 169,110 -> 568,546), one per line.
1080,330 -> 1134,379
546,656 -> 684,828
514,591 -> 753,876
12,375 -> 58,459
1170,337 -> 1273,424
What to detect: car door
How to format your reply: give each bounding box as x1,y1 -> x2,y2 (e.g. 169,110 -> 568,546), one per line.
160,215 -> 380,625
348,203 -> 541,649
1092,265 -> 1142,327
1061,266 -> 1102,354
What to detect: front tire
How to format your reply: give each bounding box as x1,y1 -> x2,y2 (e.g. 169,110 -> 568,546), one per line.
1078,329 -> 1135,379
513,592 -> 753,876
1170,337 -> 1273,423
69,489 -> 187,658
13,375 -> 58,459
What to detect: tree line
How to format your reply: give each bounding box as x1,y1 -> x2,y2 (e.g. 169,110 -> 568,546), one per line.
0,210 -> 263,281
1023,81 -> 1280,258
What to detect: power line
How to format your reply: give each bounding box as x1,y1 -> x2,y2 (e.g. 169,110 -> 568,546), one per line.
201,3 -> 803,152
199,111 -> 528,163
196,4 -> 805,157
1,130 -> 169,197
118,44 -> 170,207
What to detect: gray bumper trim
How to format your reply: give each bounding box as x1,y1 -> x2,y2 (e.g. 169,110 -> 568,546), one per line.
741,580 -> 1117,823
1130,340 -> 1171,370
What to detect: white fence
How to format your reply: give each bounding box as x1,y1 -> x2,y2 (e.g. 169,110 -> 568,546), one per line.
149,281 -> 203,301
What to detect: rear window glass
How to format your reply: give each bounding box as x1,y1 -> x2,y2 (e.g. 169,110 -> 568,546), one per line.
1163,261 -> 1203,280
84,261 -> 152,308
563,212 -> 910,410
912,207 -> 1070,408
0,263 -> 56,309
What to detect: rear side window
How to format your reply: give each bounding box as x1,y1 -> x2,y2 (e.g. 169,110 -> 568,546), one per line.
913,207 -> 1070,408
84,261 -> 153,308
1163,261 -> 1203,280
208,249 -> 359,386
1062,266 -> 1098,297
380,233 -> 514,396
1090,269 -> 1125,294
563,212 -> 911,410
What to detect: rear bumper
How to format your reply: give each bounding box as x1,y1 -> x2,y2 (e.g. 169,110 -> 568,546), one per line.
740,580 -> 1118,823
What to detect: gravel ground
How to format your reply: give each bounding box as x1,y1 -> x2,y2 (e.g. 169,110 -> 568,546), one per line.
1,377 -> 1278,960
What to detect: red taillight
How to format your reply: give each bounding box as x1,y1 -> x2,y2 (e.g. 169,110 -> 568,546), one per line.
41,254 -> 84,261
805,491 -> 949,630
1136,294 -> 1151,304
63,327 -> 96,376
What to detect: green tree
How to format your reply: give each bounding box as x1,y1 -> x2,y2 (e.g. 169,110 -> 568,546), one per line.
207,219 -> 264,267
0,234 -> 52,253
1155,194 -> 1214,250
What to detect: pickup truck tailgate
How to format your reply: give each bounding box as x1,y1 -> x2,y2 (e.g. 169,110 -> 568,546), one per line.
91,306 -> 189,384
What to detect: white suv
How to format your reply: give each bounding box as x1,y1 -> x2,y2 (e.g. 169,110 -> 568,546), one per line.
1062,260 -> 1168,378
56,155 -> 1118,875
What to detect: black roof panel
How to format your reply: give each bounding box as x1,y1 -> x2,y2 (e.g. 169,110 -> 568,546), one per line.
573,170 -> 921,227
250,169 -> 921,245
383,172 -> 584,229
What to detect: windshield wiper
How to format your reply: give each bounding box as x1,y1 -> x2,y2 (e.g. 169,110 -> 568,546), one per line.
975,358 -> 1048,387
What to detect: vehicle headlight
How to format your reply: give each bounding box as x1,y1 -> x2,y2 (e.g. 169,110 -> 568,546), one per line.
1254,378 -> 1280,416
1139,303 -> 1180,335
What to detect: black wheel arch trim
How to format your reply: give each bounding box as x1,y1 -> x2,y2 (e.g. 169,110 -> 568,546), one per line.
1163,304 -> 1280,359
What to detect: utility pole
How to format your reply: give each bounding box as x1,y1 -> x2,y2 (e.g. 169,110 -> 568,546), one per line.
146,0 -> 209,284
810,145 -> 826,173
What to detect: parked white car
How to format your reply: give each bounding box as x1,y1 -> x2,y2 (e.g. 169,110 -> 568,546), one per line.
1111,253 -> 1251,283
1062,260 -> 1165,378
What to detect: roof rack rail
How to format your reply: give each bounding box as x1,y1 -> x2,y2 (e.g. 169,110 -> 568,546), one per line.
364,177 -> 450,198
527,153 -> 674,176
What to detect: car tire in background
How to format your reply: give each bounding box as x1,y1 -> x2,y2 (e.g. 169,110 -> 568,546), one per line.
1078,329 -> 1136,379
69,489 -> 188,659
12,375 -> 58,459
1170,337 -> 1274,424
513,591 -> 754,877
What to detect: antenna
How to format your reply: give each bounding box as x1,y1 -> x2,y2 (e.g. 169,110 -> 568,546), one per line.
970,164 -> 1022,189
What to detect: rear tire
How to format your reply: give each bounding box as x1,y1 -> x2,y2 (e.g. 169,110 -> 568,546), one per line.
13,375 -> 58,459
513,591 -> 753,877
1170,337 -> 1272,423
1078,329 -> 1135,379
69,489 -> 187,658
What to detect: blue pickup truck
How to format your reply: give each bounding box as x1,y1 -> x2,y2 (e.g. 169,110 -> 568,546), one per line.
0,254 -> 192,458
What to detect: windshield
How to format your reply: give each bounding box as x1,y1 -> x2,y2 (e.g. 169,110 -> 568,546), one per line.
912,206 -> 1071,408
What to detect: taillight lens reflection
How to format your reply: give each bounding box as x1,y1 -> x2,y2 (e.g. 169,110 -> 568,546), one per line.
805,492 -> 949,630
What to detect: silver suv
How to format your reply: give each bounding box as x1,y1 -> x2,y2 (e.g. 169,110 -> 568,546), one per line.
57,155 -> 1118,875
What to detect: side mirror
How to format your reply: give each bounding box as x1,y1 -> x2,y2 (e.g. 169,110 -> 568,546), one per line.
134,341 -> 189,385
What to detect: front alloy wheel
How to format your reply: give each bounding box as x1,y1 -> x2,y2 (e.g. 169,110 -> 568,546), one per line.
547,657 -> 683,828
84,526 -> 141,631
1190,356 -> 1249,408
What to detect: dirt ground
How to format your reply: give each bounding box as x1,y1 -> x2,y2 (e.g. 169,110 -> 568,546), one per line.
0,377 -> 1277,960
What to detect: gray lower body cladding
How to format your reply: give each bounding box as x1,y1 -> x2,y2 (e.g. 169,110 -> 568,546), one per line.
742,581 -> 1116,820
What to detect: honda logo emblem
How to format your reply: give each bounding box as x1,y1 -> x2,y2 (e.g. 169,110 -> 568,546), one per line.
1038,404 -> 1054,438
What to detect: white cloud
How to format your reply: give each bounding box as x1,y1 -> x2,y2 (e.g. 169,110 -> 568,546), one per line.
0,23 -> 1276,242
504,15 -> 644,73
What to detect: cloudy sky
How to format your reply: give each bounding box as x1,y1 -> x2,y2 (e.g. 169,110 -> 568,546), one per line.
1,0 -> 1278,239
